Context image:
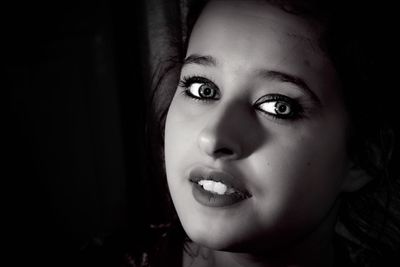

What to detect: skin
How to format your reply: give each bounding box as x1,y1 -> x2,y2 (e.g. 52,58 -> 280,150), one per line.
164,1 -> 369,266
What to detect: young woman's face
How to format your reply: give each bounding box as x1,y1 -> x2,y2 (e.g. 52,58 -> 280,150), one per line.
165,0 -> 350,251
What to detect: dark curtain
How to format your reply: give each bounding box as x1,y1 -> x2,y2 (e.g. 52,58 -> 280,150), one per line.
6,0 -> 153,266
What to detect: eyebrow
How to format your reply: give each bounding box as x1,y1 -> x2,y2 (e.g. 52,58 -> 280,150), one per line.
183,54 -> 217,67
183,54 -> 321,106
257,70 -> 321,106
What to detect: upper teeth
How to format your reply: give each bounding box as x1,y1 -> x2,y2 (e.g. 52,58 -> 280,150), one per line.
198,180 -> 235,195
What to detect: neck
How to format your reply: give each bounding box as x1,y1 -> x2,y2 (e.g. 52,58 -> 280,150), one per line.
212,232 -> 336,267
183,201 -> 340,267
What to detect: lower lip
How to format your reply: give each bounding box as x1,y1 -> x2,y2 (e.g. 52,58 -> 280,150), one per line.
191,182 -> 248,207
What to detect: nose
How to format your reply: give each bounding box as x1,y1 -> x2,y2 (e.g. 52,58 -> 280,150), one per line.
198,130 -> 242,160
197,104 -> 248,161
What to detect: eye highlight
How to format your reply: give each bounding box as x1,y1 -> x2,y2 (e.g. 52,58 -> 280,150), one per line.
254,94 -> 304,120
179,76 -> 220,101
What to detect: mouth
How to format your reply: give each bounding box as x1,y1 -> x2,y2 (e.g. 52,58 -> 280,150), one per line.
188,166 -> 252,207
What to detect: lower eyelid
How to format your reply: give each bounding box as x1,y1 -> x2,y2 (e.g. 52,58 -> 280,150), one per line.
179,87 -> 213,103
256,109 -> 301,122
255,101 -> 305,121
180,87 -> 197,98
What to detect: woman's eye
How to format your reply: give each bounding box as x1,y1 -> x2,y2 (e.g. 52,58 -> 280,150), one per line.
258,101 -> 292,115
188,83 -> 218,99
179,76 -> 220,101
254,95 -> 302,120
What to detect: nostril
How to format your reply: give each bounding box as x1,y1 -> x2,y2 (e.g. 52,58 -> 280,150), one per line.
214,147 -> 234,157
198,128 -> 242,160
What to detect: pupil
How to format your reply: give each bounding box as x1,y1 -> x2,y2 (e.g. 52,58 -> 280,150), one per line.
276,103 -> 288,113
201,86 -> 212,97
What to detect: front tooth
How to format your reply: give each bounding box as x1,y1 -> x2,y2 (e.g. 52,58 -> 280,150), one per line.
198,180 -> 228,195
202,180 -> 214,191
214,182 -> 227,195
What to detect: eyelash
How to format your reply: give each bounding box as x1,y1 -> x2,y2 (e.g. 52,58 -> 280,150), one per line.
178,75 -> 305,121
178,75 -> 219,102
253,94 -> 305,121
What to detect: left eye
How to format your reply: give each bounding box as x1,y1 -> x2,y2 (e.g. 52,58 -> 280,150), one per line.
257,101 -> 292,116
188,83 -> 218,99
254,94 -> 301,119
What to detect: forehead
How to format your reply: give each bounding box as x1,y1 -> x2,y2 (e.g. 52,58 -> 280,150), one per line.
187,0 -> 327,70
196,0 -> 320,36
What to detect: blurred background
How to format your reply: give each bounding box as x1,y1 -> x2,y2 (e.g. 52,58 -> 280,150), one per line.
6,0 -> 151,265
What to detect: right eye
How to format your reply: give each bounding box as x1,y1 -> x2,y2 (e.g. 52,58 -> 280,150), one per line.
179,76 -> 220,101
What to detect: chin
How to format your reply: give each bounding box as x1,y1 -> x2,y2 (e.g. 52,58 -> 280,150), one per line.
183,222 -> 249,251
183,219 -> 299,254
190,235 -> 238,251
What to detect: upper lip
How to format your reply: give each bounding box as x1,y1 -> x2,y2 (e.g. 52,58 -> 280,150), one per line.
188,166 -> 252,197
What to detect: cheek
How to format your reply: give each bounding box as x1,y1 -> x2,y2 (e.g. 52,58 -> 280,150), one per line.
250,127 -> 348,221
164,100 -> 188,217
164,96 -> 197,183
164,99 -> 184,174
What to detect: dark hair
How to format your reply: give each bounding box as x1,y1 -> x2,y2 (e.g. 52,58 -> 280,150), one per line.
146,0 -> 399,265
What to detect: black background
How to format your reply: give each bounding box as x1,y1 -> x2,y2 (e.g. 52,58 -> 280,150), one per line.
6,1 -> 148,265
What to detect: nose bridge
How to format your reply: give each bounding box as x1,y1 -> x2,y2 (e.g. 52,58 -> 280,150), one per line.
198,99 -> 261,159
